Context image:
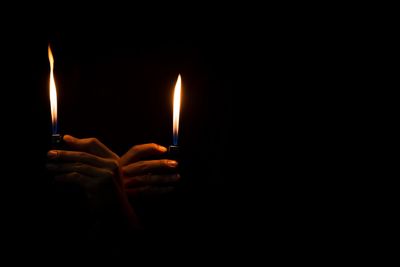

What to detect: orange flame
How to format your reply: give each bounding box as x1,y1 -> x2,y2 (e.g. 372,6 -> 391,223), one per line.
173,74 -> 181,145
48,45 -> 58,134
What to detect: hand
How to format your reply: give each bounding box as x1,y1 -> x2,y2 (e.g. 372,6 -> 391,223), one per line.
46,134 -> 120,193
119,143 -> 180,199
46,134 -> 140,230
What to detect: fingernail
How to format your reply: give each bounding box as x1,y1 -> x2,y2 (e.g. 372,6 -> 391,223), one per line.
47,150 -> 58,159
167,160 -> 178,167
63,135 -> 73,141
158,145 -> 167,153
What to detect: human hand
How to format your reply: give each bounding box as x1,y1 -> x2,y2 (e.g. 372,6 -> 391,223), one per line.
119,143 -> 180,199
46,134 -> 120,193
46,134 -> 141,234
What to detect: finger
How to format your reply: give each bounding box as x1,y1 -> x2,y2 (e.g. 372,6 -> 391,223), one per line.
121,159 -> 178,177
126,186 -> 174,198
63,134 -> 119,159
46,162 -> 114,179
124,173 -> 180,187
47,150 -> 118,171
119,143 -> 167,166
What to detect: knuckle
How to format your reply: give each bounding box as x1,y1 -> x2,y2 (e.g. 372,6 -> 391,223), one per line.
88,137 -> 100,145
109,159 -> 119,171
131,145 -> 141,153
149,143 -> 158,150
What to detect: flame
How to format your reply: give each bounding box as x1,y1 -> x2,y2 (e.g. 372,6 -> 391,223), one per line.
173,74 -> 181,145
48,45 -> 58,134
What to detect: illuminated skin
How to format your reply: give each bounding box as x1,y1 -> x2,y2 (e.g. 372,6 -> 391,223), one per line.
119,143 -> 180,199
46,135 -> 180,231
46,134 -> 140,231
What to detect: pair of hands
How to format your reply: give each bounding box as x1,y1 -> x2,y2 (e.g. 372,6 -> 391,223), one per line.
46,134 -> 180,203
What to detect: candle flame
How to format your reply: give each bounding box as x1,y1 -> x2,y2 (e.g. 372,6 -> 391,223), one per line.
48,45 -> 58,134
173,74 -> 181,145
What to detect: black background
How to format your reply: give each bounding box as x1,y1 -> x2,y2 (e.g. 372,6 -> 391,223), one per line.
1,8 -> 360,261
2,15 -> 244,259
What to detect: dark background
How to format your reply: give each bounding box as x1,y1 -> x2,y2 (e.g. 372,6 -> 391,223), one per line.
3,18 -> 245,258
1,9 -> 359,260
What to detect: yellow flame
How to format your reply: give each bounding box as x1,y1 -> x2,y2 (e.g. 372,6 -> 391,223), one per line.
48,45 -> 57,132
173,74 -> 181,143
